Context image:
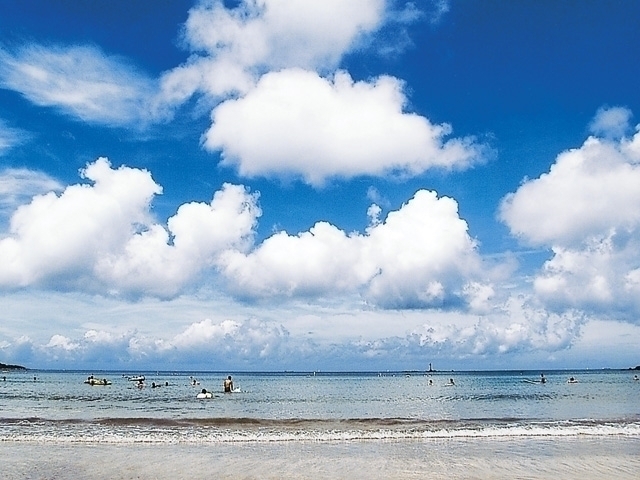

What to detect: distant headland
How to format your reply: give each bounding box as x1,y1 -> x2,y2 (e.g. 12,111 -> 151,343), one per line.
0,362 -> 27,371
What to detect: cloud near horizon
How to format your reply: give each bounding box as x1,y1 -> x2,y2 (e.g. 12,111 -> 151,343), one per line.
0,294 -> 586,370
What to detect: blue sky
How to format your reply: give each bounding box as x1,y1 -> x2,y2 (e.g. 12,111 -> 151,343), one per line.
1,0 -> 639,371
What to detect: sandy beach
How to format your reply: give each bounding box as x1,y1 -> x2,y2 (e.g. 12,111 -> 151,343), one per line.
2,436 -> 639,480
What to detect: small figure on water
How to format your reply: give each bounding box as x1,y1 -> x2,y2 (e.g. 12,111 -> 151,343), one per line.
224,375 -> 234,393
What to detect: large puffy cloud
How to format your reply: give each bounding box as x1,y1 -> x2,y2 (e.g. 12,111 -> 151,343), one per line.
0,158 -> 161,287
500,107 -> 640,320
95,182 -> 260,296
205,69 -> 484,185
0,45 -> 163,126
0,3 -> 474,186
533,232 -> 640,318
158,0 -> 388,103
500,128 -> 640,247
0,318 -> 293,370
218,189 -> 491,309
0,158 -> 490,307
0,158 -> 260,297
158,1 -> 471,185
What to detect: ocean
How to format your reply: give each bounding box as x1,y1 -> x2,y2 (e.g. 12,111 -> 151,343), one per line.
1,369 -> 639,479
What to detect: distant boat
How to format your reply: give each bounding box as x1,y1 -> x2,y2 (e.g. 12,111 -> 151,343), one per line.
126,375 -> 145,382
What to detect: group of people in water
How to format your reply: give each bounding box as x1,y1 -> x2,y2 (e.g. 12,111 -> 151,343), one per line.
81,373 -> 236,395
71,371 -> 640,394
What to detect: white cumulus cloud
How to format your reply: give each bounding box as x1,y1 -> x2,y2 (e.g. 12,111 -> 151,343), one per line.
337,295 -> 584,367
500,107 -> 640,321
218,189 -> 489,309
156,0 -> 474,184
0,158 -> 162,287
205,69 -> 485,185
533,231 -> 640,319
158,0 -> 387,103
500,123 -> 640,247
95,182 -> 260,297
0,159 -> 261,297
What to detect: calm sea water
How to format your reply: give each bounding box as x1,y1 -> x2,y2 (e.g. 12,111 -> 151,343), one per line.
1,369 -> 639,444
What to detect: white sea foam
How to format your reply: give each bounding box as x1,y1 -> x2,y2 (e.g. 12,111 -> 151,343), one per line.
2,419 -> 639,445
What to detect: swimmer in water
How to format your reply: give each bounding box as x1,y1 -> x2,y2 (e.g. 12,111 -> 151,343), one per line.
224,375 -> 234,393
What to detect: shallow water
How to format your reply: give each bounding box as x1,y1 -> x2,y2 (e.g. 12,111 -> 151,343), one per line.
1,369 -> 639,478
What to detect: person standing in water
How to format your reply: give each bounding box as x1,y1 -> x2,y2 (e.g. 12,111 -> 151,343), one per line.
224,375 -> 234,393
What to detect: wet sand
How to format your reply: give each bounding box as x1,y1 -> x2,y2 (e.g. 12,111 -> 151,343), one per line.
1,436 -> 639,479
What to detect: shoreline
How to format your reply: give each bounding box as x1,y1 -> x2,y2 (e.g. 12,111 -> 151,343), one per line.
1,436 -> 638,479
